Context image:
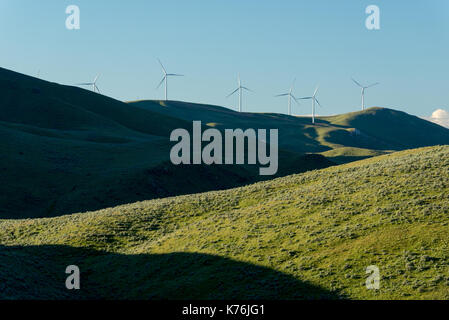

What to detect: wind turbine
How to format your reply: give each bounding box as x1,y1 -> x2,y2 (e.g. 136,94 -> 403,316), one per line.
299,86 -> 322,125
157,59 -> 183,101
77,74 -> 101,93
352,78 -> 379,111
275,79 -> 300,116
227,75 -> 252,112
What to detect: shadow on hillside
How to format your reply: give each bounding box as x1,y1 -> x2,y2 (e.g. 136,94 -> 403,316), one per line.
325,155 -> 374,165
0,154 -> 334,220
323,128 -> 391,150
0,245 -> 342,300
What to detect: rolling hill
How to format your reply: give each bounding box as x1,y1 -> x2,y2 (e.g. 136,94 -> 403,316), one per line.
0,67 -> 331,219
1,66 -> 449,219
1,146 -> 448,299
129,100 -> 449,154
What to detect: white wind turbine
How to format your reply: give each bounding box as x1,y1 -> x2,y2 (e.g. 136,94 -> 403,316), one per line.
352,78 -> 379,111
77,74 -> 101,93
157,59 -> 184,101
299,86 -> 322,125
275,79 -> 300,116
227,75 -> 252,112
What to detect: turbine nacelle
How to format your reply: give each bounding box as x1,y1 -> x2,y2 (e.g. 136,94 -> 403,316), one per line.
227,75 -> 252,112
76,74 -> 101,93
299,85 -> 323,124
275,79 -> 300,116
157,59 -> 184,100
352,78 -> 379,90
352,78 -> 380,110
299,86 -> 322,107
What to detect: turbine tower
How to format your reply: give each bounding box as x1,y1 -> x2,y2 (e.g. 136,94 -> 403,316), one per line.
157,59 -> 183,101
227,75 -> 251,112
352,78 -> 379,111
299,86 -> 322,125
77,74 -> 100,93
275,79 -> 300,116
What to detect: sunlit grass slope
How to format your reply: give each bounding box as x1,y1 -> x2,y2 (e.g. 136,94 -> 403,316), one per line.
320,147 -> 390,164
325,107 -> 449,150
130,101 -> 449,152
1,146 -> 448,299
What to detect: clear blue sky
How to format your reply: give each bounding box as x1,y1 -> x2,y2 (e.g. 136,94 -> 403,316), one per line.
1,0 -> 448,117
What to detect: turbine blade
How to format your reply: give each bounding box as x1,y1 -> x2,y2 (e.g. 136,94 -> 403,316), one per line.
226,88 -> 239,98
93,74 -> 100,83
292,96 -> 301,105
366,82 -> 380,88
168,74 -> 184,77
315,98 -> 323,108
352,78 -> 363,88
291,78 -> 296,90
157,58 -> 167,74
242,86 -> 252,92
156,76 -> 166,89
275,93 -> 289,97
76,83 -> 93,86
313,86 -> 319,96
95,84 -> 100,93
299,97 -> 313,100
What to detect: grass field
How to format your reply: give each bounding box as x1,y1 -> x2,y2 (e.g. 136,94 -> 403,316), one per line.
0,68 -> 334,218
130,101 -> 449,154
0,68 -> 341,219
1,66 -> 449,221
1,146 -> 448,299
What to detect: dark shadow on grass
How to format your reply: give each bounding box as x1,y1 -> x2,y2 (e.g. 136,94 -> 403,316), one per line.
325,155 -> 375,165
0,154 -> 334,220
0,245 -> 343,300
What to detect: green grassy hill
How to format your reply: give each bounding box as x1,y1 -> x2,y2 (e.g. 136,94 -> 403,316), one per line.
2,67 -> 449,219
0,68 -> 331,219
324,107 -> 449,150
1,146 -> 448,300
129,100 -> 449,155
0,68 -> 191,138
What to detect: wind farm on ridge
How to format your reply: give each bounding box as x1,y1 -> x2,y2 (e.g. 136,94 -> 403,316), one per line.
73,58 -> 380,124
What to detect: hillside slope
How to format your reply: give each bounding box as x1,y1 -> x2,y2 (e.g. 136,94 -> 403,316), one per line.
129,101 -> 449,155
1,146 -> 448,299
2,67 -> 449,219
0,67 -> 331,219
324,107 -> 449,150
0,67 -> 190,138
